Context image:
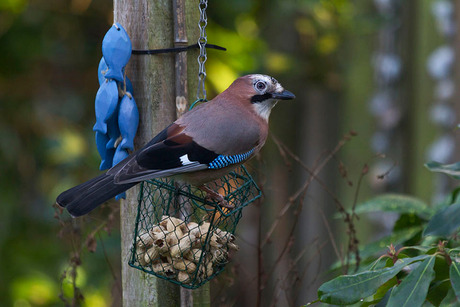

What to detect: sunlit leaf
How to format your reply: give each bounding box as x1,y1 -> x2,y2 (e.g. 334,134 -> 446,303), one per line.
387,256 -> 436,307
317,255 -> 429,305
450,261 -> 460,299
353,194 -> 433,219
11,273 -> 58,305
265,52 -> 292,73
425,161 -> 460,180
83,290 -> 108,307
0,0 -> 27,14
424,203 -> 460,237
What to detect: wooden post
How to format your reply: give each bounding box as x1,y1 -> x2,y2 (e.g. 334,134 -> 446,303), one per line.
113,0 -> 205,305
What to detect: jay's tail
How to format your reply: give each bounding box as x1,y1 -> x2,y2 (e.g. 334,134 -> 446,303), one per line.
56,173 -> 136,217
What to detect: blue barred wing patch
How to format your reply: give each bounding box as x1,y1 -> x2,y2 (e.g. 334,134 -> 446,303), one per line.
208,149 -> 255,170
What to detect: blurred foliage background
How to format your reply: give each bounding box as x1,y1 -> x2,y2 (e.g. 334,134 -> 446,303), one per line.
1,0 -> 459,306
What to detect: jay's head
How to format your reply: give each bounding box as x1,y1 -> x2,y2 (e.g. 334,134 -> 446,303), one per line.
224,74 -> 295,121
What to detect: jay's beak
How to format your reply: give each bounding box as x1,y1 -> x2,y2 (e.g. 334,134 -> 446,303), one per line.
272,90 -> 295,100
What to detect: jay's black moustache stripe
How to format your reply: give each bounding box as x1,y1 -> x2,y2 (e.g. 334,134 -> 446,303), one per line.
251,93 -> 272,103
132,43 -> 226,55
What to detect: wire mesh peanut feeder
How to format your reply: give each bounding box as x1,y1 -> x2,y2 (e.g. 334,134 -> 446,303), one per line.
128,166 -> 261,288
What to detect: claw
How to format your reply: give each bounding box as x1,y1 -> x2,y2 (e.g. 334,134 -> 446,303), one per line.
199,185 -> 234,209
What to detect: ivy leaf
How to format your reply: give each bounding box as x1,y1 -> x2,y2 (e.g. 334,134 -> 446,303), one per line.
317,255 -> 429,305
351,194 -> 433,219
387,256 -> 436,307
424,203 -> 460,237
425,161 -> 460,180
450,261 -> 460,299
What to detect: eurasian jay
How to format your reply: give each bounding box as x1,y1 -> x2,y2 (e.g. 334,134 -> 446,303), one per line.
56,74 -> 295,216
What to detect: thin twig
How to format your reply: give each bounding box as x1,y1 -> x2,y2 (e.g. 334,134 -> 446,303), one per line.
317,204 -> 343,268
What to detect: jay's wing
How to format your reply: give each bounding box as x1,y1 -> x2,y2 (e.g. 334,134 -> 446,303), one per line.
108,123 -> 221,184
107,100 -> 263,185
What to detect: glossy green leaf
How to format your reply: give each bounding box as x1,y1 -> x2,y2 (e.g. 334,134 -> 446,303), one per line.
424,203 -> 460,237
317,255 -> 429,305
426,279 -> 450,307
425,161 -> 460,180
387,256 -> 436,307
435,187 -> 460,211
434,257 -> 451,284
375,288 -> 392,307
373,276 -> 398,302
355,277 -> 398,307
449,261 -> 460,299
438,288 -> 458,306
329,226 -> 423,271
393,213 -> 424,232
359,226 -> 423,260
352,194 -> 433,219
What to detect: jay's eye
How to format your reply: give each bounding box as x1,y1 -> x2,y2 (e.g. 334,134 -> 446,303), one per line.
255,81 -> 266,91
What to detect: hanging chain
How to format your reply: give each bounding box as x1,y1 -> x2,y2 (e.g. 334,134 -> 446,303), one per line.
197,0 -> 208,100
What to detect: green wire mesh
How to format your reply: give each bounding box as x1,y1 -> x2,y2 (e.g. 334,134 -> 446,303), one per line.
128,165 -> 261,289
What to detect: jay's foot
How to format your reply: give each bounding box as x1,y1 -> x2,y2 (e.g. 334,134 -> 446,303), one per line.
199,185 -> 234,209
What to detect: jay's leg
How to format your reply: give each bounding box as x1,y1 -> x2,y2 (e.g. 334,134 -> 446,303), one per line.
199,185 -> 234,208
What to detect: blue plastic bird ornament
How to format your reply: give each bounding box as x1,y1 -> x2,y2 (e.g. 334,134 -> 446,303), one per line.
102,23 -> 132,82
98,57 -> 108,85
93,22 -> 137,201
93,79 -> 119,134
113,145 -> 129,200
106,107 -> 121,150
118,93 -> 139,151
98,56 -> 134,94
95,131 -> 114,170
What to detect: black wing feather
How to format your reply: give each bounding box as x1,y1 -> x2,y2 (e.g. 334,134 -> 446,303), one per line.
136,139 -> 218,170
108,124 -> 220,184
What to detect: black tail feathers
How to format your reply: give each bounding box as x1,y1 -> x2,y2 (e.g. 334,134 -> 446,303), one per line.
56,173 -> 136,217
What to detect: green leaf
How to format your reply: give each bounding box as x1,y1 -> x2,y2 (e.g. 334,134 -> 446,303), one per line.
360,227 -> 423,262
329,226 -> 423,271
434,257 -> 451,283
426,279 -> 450,307
317,255 -> 429,305
353,194 -> 433,219
387,256 -> 436,307
449,248 -> 460,255
435,187 -> 460,211
449,261 -> 460,299
394,213 -> 424,232
425,161 -> 460,180
373,276 -> 398,301
424,203 -> 460,237
438,288 -> 458,306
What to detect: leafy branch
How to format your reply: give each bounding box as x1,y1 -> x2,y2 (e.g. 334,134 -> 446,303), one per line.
308,160 -> 460,306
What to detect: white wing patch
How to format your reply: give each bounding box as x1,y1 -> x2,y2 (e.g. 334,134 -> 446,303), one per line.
180,154 -> 193,165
